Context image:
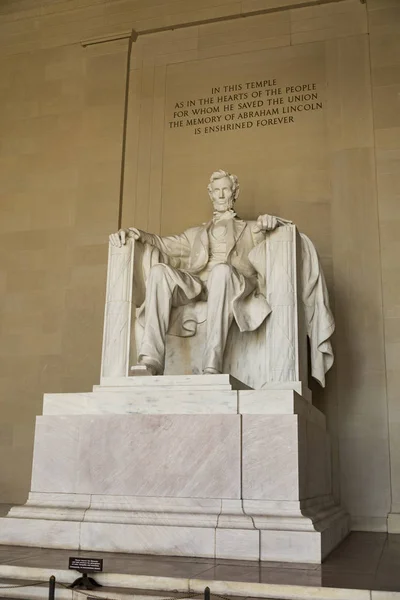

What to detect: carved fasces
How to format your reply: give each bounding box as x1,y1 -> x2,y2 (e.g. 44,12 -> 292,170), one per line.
264,224 -> 307,383
101,239 -> 136,379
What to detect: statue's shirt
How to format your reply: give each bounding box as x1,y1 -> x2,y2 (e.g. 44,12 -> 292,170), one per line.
208,223 -> 228,265
199,215 -> 235,280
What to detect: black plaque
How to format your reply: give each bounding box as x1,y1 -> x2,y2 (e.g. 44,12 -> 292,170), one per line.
69,557 -> 103,573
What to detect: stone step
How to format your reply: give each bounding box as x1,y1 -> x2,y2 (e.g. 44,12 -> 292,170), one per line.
42,390 -> 239,415
98,374 -> 251,390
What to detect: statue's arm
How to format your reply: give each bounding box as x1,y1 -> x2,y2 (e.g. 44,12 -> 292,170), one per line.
138,230 -> 191,261
109,227 -> 191,262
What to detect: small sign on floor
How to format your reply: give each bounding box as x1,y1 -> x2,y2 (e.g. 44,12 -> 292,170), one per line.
68,557 -> 103,573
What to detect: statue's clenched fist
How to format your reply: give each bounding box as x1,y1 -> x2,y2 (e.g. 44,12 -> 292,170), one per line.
109,227 -> 141,247
253,214 -> 279,233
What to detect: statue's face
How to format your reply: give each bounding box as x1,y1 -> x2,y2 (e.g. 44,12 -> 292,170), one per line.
209,176 -> 234,212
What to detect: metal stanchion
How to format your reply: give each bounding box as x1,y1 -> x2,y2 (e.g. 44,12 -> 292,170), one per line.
204,586 -> 211,600
48,576 -> 56,600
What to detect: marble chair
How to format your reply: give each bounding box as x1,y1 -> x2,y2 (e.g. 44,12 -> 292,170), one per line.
101,223 -> 309,394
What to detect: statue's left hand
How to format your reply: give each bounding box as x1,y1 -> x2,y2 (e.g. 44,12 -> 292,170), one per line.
253,214 -> 279,233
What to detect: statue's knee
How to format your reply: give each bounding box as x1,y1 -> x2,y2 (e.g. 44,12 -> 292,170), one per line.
210,263 -> 233,280
149,263 -> 169,283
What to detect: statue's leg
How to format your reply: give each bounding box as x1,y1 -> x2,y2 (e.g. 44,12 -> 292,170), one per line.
203,264 -> 244,374
139,264 -> 202,375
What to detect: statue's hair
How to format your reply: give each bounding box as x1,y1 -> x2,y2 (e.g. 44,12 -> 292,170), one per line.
207,170 -> 240,202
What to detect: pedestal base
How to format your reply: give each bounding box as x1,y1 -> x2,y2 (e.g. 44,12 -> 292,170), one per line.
0,376 -> 349,563
2,495 -> 349,563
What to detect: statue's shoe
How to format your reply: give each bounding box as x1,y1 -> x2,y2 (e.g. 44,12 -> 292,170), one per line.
138,355 -> 163,376
202,367 -> 221,375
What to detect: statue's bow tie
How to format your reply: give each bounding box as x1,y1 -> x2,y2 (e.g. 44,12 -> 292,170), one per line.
212,209 -> 237,223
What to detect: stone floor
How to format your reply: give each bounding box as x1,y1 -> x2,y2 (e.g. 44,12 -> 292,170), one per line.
0,532 -> 398,593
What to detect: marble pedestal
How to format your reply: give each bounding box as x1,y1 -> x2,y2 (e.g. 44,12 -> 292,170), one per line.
0,376 -> 349,563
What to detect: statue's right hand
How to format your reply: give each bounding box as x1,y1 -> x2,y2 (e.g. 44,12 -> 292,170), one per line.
109,228 -> 140,247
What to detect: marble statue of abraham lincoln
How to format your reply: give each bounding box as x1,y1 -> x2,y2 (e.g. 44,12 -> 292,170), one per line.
109,169 -> 291,376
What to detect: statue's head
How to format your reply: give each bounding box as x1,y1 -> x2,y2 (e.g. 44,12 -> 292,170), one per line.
207,170 -> 239,213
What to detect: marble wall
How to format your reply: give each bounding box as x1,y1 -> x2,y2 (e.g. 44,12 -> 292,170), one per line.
0,0 -> 399,534
368,0 -> 400,531
0,34 -> 129,501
